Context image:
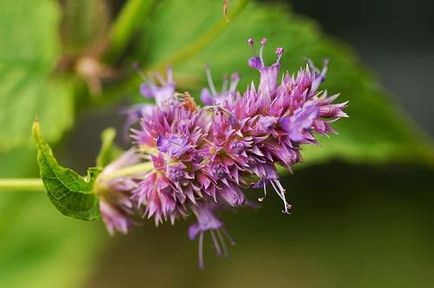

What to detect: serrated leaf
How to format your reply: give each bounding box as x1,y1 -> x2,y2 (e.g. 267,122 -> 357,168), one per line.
132,0 -> 433,165
0,0 -> 74,151
33,121 -> 100,220
96,128 -> 122,168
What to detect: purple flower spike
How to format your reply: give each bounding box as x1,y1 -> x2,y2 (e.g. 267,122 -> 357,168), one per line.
140,67 -> 176,106
98,37 -> 347,269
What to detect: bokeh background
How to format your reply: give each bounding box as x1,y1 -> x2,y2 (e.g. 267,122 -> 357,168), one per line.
0,1 -> 433,287
292,0 -> 434,136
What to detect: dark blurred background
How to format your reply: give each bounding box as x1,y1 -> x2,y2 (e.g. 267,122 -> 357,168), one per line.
290,0 -> 434,136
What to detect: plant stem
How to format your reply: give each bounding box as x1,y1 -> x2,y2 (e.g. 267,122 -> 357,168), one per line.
102,162 -> 154,180
0,162 -> 154,192
0,179 -> 45,192
107,0 -> 155,62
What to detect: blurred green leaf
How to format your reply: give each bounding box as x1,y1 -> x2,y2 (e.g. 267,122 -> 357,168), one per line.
0,0 -> 74,151
132,0 -> 433,165
33,121 -> 100,220
61,0 -> 110,54
107,0 -> 156,61
0,147 -> 104,288
96,128 -> 122,168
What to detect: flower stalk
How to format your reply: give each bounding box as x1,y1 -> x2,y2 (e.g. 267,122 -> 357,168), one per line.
99,162 -> 153,180
107,0 -> 156,62
0,162 -> 154,192
0,179 -> 44,192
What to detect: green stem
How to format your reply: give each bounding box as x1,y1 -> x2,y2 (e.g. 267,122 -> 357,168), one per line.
0,179 -> 45,192
100,0 -> 250,106
107,0 -> 155,62
146,0 -> 249,71
102,162 -> 154,180
0,162 -> 154,192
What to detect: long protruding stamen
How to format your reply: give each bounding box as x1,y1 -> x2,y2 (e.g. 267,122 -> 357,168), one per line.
216,229 -> 229,257
222,74 -> 229,92
259,38 -> 267,67
166,66 -> 174,83
198,232 -> 205,269
276,179 -> 291,214
269,179 -> 283,201
154,72 -> 166,86
258,182 -> 267,202
210,230 -> 223,256
222,228 -> 236,245
276,47 -> 284,63
270,179 -> 291,214
205,66 -> 218,95
229,73 -> 240,92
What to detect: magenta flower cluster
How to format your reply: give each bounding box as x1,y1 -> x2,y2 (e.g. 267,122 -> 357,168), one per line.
98,38 -> 347,268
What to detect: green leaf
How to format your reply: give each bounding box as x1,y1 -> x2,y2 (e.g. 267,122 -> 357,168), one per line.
33,121 -> 100,220
0,0 -> 74,151
132,0 -> 433,165
96,128 -> 122,168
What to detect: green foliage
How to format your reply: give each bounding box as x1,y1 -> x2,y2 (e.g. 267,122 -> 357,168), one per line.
33,121 -> 100,220
0,0 -> 74,152
134,0 -> 433,165
0,147 -> 104,288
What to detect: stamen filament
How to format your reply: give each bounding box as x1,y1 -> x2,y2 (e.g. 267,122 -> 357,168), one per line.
258,182 -> 267,202
205,67 -> 218,95
222,228 -> 236,245
259,39 -> 266,67
216,229 -> 229,257
270,179 -> 290,214
222,74 -> 228,92
210,230 -> 223,256
198,232 -> 205,269
104,162 -> 154,180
